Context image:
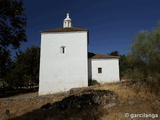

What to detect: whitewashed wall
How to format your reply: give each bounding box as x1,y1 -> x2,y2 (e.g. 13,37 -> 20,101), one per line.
39,31 -> 88,95
90,58 -> 120,84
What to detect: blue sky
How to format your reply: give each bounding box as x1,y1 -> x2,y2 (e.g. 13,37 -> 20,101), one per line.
17,0 -> 160,55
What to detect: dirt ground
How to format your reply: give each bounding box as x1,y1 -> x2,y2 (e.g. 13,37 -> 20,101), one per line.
6,92 -> 38,98
0,81 -> 160,120
0,90 -> 69,120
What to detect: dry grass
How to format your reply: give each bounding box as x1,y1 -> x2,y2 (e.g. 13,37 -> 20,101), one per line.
95,81 -> 160,120
1,81 -> 160,120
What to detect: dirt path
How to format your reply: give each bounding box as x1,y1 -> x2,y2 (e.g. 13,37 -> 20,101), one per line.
6,92 -> 38,98
0,91 -> 70,120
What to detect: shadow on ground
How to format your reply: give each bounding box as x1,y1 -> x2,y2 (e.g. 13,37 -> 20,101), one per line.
0,87 -> 38,98
9,106 -> 106,120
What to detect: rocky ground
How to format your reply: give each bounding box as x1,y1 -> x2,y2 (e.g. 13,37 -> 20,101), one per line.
0,81 -> 160,120
41,89 -> 117,110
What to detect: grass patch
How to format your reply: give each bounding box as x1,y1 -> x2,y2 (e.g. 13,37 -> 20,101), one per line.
95,81 -> 160,120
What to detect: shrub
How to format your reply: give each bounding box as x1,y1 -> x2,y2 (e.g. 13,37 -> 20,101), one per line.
88,79 -> 100,86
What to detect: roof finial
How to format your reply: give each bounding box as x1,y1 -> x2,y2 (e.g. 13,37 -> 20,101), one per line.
66,13 -> 69,18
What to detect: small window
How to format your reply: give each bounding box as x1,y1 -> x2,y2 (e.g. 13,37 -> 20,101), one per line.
98,68 -> 102,73
60,46 -> 65,54
62,47 -> 65,53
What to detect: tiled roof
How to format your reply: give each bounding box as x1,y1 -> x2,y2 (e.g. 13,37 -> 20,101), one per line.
88,52 -> 120,59
40,27 -> 88,33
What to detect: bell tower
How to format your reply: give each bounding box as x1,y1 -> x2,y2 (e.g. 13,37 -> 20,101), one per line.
63,13 -> 72,28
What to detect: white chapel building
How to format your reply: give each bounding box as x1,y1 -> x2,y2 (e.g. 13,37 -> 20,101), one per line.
39,13 -> 120,95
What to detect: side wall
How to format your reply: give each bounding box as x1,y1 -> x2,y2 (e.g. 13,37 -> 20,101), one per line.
91,59 -> 120,84
39,31 -> 88,95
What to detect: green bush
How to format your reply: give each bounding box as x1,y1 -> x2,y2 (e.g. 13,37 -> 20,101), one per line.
88,79 -> 100,86
125,21 -> 160,93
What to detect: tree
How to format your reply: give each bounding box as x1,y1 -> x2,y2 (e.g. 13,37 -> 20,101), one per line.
6,46 -> 40,88
0,0 -> 27,80
0,49 -> 13,79
108,50 -> 119,56
127,21 -> 160,84
21,46 -> 40,85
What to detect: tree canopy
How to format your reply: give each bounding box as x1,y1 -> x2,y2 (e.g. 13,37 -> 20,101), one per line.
127,21 -> 160,83
108,50 -> 119,56
6,46 -> 40,88
0,0 -> 27,80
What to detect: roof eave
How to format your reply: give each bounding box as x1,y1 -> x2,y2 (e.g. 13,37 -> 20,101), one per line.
40,27 -> 88,33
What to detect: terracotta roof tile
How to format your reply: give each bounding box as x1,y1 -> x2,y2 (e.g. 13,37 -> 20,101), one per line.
40,27 -> 88,33
88,52 -> 120,59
